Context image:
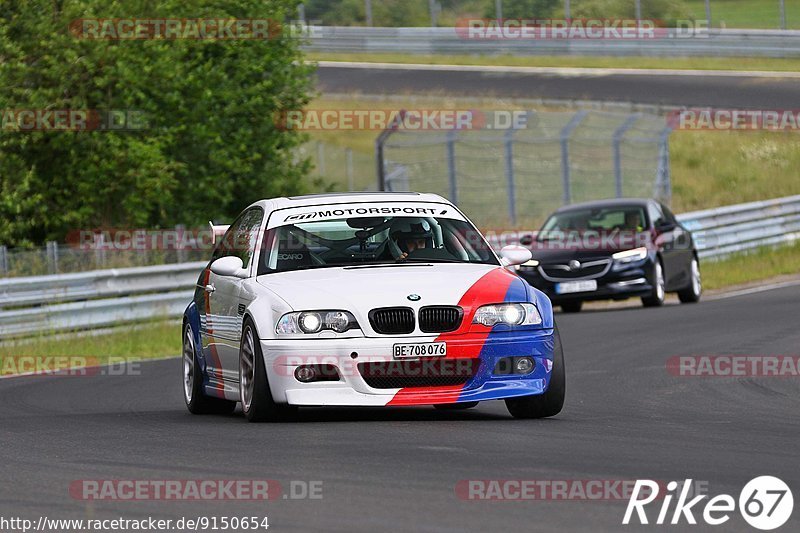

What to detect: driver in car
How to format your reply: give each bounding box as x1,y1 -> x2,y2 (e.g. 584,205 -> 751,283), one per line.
390,218 -> 433,260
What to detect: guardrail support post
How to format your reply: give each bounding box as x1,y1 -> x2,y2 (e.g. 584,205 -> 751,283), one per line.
559,110 -> 588,205
613,113 -> 640,198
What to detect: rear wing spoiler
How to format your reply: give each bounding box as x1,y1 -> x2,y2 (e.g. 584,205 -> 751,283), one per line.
208,221 -> 230,245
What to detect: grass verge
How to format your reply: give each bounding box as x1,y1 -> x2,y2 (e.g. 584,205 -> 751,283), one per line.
309,52 -> 800,73
702,241 -> 800,291
0,320 -> 181,376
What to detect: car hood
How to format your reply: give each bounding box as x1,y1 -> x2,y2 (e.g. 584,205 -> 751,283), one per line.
528,232 -> 652,263
256,263 -> 523,336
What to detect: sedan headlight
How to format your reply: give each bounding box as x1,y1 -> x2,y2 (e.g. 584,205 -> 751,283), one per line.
612,247 -> 648,265
276,310 -> 359,334
472,303 -> 542,327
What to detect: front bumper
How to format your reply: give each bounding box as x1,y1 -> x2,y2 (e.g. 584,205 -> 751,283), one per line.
261,330 -> 555,406
517,261 -> 654,304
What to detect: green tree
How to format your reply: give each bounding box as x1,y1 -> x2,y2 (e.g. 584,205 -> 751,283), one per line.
0,0 -> 314,246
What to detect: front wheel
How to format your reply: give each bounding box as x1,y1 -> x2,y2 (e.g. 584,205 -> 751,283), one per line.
240,319 -> 297,423
505,325 -> 565,419
677,257 -> 702,303
182,322 -> 236,415
641,259 -> 666,308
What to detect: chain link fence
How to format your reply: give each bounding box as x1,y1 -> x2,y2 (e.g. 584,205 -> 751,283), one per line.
379,110 -> 671,228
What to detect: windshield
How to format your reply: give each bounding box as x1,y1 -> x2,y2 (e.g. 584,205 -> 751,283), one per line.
538,206 -> 648,240
258,216 -> 498,274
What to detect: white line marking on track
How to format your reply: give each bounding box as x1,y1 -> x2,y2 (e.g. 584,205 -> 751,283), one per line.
706,279 -> 800,301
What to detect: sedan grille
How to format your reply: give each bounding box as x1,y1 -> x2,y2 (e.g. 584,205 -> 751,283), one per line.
358,358 -> 481,389
369,307 -> 415,335
538,259 -> 611,281
418,306 -> 463,333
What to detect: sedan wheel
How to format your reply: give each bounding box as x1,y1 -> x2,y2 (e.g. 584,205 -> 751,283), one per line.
678,258 -> 702,303
642,260 -> 665,307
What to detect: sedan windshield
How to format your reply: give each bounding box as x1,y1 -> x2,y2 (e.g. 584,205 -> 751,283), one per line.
258,216 -> 498,274
538,206 -> 647,241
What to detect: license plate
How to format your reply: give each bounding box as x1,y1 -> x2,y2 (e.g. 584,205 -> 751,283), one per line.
393,342 -> 447,359
555,280 -> 598,294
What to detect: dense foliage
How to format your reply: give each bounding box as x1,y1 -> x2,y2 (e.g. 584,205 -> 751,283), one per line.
0,0 -> 313,246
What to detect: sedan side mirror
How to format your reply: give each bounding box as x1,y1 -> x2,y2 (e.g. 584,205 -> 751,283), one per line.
498,245 -> 533,267
656,220 -> 677,233
210,256 -> 248,278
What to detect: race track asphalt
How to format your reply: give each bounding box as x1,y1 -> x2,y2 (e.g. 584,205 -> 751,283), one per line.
316,63 -> 800,108
2,284 -> 799,532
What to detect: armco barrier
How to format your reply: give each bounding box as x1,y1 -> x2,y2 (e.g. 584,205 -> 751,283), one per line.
1,195 -> 798,338
304,26 -> 800,58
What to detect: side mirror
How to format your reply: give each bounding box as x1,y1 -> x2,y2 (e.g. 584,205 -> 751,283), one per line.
498,245 -> 533,267
656,220 -> 677,233
210,256 -> 248,278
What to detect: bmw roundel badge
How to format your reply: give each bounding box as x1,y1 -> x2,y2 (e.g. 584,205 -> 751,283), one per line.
407,294 -> 421,301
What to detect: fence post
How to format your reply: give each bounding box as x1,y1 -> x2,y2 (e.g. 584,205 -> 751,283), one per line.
176,224 -> 187,264
346,148 -> 354,191
635,0 -> 641,21
375,110 -> 406,191
705,0 -> 712,27
504,113 -> 528,227
612,114 -> 640,198
495,0 -> 502,19
316,141 -> 326,176
46,241 -> 59,274
656,127 -> 673,204
559,110 -> 588,205
0,245 -> 8,276
446,130 -> 458,204
365,0 -> 373,26
779,0 -> 787,30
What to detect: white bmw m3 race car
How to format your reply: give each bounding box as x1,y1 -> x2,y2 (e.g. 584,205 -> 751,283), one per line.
182,192 -> 565,422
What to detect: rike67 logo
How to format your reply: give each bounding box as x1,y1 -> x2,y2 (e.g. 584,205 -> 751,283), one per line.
624,476 -> 793,530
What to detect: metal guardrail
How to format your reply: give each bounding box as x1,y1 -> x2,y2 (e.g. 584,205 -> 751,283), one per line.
677,194 -> 800,259
304,26 -> 800,58
1,195 -> 798,338
0,262 -> 205,308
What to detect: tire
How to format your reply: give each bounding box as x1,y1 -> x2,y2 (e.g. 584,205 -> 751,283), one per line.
182,322 -> 237,415
505,325 -> 565,419
434,402 -> 479,410
641,259 -> 666,308
560,301 -> 583,313
677,257 -> 702,304
240,319 -> 297,423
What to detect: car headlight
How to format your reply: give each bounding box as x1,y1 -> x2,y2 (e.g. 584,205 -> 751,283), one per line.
472,303 -> 542,327
612,247 -> 648,265
276,310 -> 359,334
